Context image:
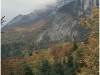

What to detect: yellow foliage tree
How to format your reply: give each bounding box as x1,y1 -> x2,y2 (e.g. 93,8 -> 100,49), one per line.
77,7 -> 99,75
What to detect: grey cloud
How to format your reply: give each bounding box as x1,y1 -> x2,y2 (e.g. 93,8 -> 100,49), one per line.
1,0 -> 57,24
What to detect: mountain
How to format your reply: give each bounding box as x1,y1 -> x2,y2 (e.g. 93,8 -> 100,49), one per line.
4,0 -> 71,28
31,0 -> 98,42
1,0 -> 99,58
4,0 -> 98,28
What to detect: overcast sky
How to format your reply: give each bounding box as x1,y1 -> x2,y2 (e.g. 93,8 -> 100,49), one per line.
1,0 -> 57,25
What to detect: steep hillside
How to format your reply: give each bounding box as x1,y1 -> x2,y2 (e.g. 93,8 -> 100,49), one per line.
4,10 -> 53,28
1,0 -> 98,58
2,7 -> 99,74
3,0 -> 71,28
1,0 -> 99,74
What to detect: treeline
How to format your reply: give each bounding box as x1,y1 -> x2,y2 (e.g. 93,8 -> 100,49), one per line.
1,41 -> 56,58
2,42 -> 81,75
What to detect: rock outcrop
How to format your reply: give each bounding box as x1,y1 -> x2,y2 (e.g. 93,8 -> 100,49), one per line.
3,0 -> 99,42
35,0 -> 98,42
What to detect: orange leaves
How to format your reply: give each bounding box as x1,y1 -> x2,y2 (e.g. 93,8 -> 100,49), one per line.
1,56 -> 22,75
53,42 -> 74,59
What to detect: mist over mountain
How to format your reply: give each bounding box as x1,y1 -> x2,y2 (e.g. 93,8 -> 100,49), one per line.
1,0 -> 99,75
4,0 -> 71,28
2,0 -> 98,58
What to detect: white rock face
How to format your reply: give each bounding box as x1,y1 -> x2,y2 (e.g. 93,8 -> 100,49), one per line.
4,0 -> 99,42
92,0 -> 96,6
84,0 -> 89,10
36,30 -> 48,42
47,13 -> 78,41
36,0 -> 98,42
80,0 -> 97,10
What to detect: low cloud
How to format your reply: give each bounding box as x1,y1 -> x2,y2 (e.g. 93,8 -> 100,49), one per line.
1,0 -> 57,24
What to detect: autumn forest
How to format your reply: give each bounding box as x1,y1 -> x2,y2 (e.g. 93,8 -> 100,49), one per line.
1,6 -> 99,75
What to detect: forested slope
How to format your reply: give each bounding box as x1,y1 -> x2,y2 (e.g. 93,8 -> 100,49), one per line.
2,7 -> 99,75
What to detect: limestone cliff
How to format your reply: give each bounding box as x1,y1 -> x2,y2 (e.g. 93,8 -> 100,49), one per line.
35,0 -> 98,42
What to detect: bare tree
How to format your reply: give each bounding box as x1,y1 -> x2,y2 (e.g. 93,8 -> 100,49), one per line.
1,16 -> 5,33
1,16 -> 5,25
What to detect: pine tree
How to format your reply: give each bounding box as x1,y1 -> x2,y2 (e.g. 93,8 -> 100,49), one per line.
39,59 -> 52,75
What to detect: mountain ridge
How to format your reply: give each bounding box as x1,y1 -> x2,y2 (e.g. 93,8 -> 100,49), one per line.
1,0 -> 98,58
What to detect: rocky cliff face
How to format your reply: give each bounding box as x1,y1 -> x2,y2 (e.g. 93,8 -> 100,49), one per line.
35,0 -> 98,42
44,12 -> 78,41
3,0 -> 99,42
84,0 -> 97,10
2,0 -> 99,58
5,0 -> 71,28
